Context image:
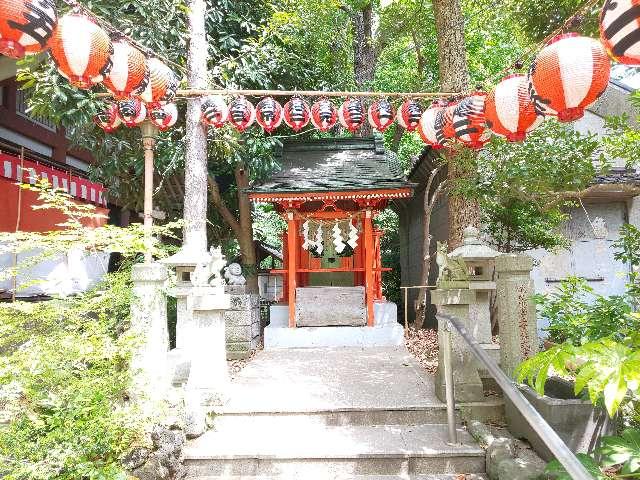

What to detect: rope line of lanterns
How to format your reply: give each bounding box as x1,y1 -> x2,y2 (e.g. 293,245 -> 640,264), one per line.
0,0 -> 639,148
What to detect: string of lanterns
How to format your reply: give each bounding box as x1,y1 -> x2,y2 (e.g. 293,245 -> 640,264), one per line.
0,0 -> 639,146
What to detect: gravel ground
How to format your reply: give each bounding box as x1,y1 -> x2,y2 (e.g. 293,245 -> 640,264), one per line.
405,327 -> 439,375
227,340 -> 263,380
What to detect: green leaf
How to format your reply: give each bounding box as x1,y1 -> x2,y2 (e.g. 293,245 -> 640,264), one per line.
544,454 -> 607,480
603,367 -> 628,417
599,428 -> 640,474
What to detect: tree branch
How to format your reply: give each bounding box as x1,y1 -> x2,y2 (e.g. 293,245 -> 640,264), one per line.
207,174 -> 242,238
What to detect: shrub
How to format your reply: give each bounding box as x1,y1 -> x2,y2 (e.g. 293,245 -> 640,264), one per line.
0,270 -> 153,480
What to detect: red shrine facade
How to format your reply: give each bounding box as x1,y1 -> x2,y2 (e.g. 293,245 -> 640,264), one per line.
248,137 -> 414,328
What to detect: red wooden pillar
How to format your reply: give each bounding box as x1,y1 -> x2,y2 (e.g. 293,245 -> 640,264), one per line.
363,209 -> 375,326
286,211 -> 297,327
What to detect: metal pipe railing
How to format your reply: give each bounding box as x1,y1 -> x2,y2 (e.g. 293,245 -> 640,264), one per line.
438,312 -> 594,480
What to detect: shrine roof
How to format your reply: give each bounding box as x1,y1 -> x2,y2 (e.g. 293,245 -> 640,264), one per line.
247,137 -> 415,198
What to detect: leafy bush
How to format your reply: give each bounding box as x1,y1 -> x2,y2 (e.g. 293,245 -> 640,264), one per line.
0,270 -> 152,480
536,277 -> 636,345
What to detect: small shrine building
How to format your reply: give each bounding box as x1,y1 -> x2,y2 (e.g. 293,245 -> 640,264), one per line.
248,137 -> 415,345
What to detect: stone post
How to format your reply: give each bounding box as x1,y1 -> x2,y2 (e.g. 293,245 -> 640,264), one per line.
186,286 -> 231,404
433,288 -> 484,402
130,263 -> 169,405
495,254 -> 539,378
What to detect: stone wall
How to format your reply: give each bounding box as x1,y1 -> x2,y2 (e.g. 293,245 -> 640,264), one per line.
224,293 -> 260,360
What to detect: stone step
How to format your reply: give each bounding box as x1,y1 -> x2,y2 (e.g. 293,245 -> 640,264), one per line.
212,399 -> 504,429
184,424 -> 485,477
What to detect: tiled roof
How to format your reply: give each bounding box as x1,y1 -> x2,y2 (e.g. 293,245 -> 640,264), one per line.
592,170 -> 640,185
248,137 -> 415,194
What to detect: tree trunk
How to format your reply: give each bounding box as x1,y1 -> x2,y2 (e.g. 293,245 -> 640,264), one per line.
234,163 -> 259,293
432,0 -> 480,250
208,172 -> 258,294
183,0 -> 209,254
352,3 -> 375,137
415,168 -> 446,328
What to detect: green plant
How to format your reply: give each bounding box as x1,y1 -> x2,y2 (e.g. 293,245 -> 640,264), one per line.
456,121 -> 605,253
600,428 -> 640,476
613,224 -> 640,304
0,271 -> 152,480
517,335 -> 640,417
536,277 -> 636,345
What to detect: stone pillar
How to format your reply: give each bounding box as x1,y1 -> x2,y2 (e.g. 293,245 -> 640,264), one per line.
186,286 -> 231,405
130,263 -> 169,405
433,288 -> 484,402
495,254 -> 538,378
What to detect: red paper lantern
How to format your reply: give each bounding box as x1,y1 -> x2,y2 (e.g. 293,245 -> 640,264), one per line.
528,33 -> 611,122
0,0 -> 57,58
311,99 -> 337,132
434,101 -> 457,144
48,13 -> 113,89
94,102 -> 121,133
228,97 -> 255,132
103,38 -> 148,99
149,103 -> 178,131
452,92 -> 491,149
485,74 -> 542,142
339,98 -> 365,133
117,98 -> 147,127
368,99 -> 395,132
418,102 -> 446,149
396,99 -> 422,132
600,0 -> 640,65
140,57 -> 178,106
201,95 -> 228,128
283,96 -> 310,132
256,97 -> 283,133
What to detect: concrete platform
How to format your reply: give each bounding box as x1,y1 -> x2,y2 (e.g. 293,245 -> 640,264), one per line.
264,324 -> 405,349
218,347 -> 441,414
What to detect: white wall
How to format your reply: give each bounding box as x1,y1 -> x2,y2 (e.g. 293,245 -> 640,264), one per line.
0,248 -> 110,297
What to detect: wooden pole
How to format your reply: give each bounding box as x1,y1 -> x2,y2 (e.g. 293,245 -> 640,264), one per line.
404,287 -> 408,336
12,147 -> 25,302
286,211 -> 297,328
140,121 -> 159,263
96,88 -> 461,100
364,209 -> 375,327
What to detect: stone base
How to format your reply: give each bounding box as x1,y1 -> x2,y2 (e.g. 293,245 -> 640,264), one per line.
224,293 -> 260,360
264,324 -> 404,349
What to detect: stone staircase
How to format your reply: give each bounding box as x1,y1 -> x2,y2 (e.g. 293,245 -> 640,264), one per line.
183,347 -> 491,479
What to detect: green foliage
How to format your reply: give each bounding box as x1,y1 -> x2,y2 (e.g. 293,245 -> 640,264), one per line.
375,208 -> 402,306
457,120 -> 605,252
613,224 -> 640,304
600,428 -> 640,475
517,335 -> 640,417
544,453 -> 608,480
0,271 -> 151,480
517,225 -> 640,419
536,277 -> 636,345
504,0 -> 600,44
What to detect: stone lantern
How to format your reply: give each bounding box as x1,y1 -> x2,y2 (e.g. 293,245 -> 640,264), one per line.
161,248 -> 212,379
449,225 -> 500,362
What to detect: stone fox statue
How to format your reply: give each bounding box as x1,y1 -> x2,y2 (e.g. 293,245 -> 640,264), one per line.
436,241 -> 468,283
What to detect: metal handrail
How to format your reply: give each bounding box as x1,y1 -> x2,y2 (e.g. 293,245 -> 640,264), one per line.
438,312 -> 595,480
